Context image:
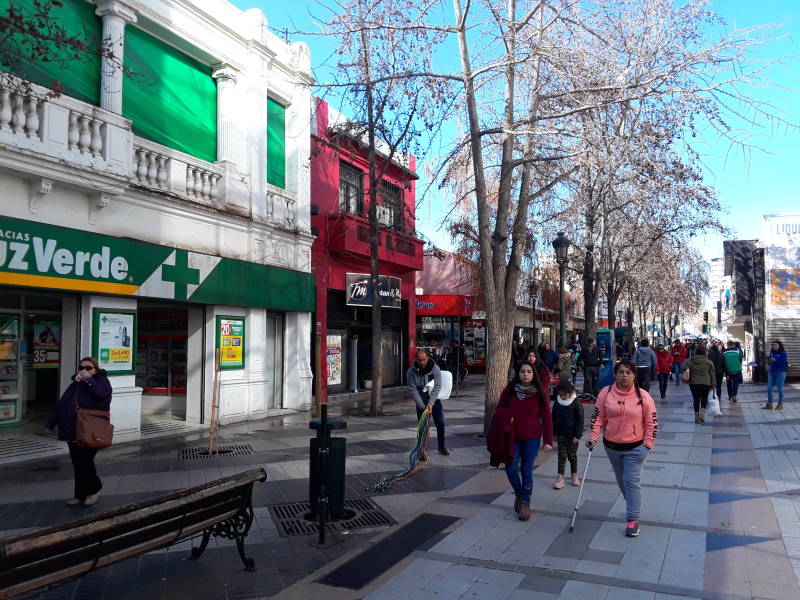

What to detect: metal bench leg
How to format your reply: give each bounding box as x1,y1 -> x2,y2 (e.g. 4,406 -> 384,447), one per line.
189,530 -> 212,560
235,535 -> 256,572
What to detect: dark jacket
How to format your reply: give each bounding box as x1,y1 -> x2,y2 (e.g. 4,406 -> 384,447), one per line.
579,346 -> 602,367
540,349 -> 559,370
486,406 -> 516,467
498,383 -> 554,445
708,347 -> 725,374
47,370 -> 113,442
552,395 -> 584,439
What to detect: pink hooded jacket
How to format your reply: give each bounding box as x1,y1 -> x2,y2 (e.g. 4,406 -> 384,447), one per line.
589,384 -> 658,449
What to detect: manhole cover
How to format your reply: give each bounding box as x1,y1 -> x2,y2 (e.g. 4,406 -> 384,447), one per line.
268,497 -> 396,536
180,444 -> 254,459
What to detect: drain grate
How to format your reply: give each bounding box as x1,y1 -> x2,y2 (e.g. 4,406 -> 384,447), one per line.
179,444 -> 254,459
268,497 -> 396,536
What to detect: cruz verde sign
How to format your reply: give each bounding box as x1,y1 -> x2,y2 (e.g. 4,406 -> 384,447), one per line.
0,216 -> 314,311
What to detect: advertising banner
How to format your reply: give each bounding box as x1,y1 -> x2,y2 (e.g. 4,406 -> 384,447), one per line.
415,294 -> 473,316
32,320 -> 60,368
217,316 -> 245,370
345,273 -> 402,309
763,214 -> 800,319
93,310 -> 136,375
0,216 -> 313,312
326,334 -> 342,385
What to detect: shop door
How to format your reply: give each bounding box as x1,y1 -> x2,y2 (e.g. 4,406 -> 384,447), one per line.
22,312 -> 62,418
265,314 -> 283,409
380,331 -> 401,387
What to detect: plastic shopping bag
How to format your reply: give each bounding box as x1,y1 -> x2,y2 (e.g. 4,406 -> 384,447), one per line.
707,392 -> 722,417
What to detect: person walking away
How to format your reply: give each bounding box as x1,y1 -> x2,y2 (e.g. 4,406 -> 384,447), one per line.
708,342 -> 725,400
552,381 -> 583,489
763,340 -> 789,410
588,360 -> 658,537
686,346 -> 715,424
539,343 -> 559,373
497,362 -> 553,520
579,338 -> 602,397
671,340 -> 688,385
557,347 -> 572,386
633,339 -> 657,393
723,341 -> 743,403
654,344 -> 672,400
407,350 -> 449,456
45,357 -> 112,506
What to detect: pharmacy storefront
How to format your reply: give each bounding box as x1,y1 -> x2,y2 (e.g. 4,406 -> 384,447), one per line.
0,216 -> 314,438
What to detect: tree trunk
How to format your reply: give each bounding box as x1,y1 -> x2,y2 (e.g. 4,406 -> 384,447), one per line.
483,293 -> 514,434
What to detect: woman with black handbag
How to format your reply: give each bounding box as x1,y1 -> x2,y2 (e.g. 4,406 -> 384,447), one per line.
45,356 -> 113,507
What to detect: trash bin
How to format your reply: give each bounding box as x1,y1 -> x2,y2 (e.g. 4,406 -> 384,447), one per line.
308,417 -> 347,518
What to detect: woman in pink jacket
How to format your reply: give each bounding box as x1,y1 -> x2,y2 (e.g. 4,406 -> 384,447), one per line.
587,359 -> 658,538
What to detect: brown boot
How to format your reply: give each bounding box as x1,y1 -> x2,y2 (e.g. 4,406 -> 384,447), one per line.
699,408 -> 706,423
695,412 -> 701,424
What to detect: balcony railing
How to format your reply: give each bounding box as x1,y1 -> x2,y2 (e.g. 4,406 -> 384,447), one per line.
266,184 -> 298,231
0,79 -> 131,178
132,138 -> 223,206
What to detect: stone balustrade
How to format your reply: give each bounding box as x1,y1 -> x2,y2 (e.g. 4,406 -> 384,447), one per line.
266,185 -> 298,230
0,79 -> 131,177
132,139 -> 223,205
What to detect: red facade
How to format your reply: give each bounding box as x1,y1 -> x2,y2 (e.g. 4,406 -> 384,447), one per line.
310,98 -> 424,400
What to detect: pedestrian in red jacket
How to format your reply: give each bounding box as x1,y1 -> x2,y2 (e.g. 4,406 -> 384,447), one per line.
670,340 -> 688,385
496,362 -> 553,521
655,344 -> 673,400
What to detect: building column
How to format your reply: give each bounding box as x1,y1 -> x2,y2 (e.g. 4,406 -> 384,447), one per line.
94,0 -> 137,114
212,65 -> 239,164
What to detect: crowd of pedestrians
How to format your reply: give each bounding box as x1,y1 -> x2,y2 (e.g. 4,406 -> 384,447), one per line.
414,332 -> 790,540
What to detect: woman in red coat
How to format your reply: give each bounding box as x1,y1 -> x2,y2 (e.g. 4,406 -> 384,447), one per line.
497,362 -> 553,521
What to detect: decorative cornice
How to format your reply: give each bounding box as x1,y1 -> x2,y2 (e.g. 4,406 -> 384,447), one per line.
94,0 -> 138,24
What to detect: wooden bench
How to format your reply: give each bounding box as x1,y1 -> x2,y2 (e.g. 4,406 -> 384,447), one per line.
0,467 -> 266,599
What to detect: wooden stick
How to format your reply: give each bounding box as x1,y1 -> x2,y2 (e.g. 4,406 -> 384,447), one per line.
208,348 -> 221,455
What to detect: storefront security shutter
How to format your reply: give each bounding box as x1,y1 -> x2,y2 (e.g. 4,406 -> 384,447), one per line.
123,26 -> 217,162
766,320 -> 800,378
0,0 -> 101,105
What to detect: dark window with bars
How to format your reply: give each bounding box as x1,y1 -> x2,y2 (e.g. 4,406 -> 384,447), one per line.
379,181 -> 404,230
339,162 -> 364,215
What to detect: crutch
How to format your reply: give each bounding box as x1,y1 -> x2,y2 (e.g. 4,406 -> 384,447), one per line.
569,444 -> 594,533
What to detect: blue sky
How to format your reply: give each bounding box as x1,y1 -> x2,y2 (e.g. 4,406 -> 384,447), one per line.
241,0 -> 800,258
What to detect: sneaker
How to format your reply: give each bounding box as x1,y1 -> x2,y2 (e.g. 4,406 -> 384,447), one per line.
776,403 -> 784,410
65,498 -> 82,507
571,473 -> 581,486
519,502 -> 531,521
438,447 -> 450,456
83,494 -> 99,506
553,475 -> 565,489
625,520 -> 639,537
762,404 -> 774,410
514,494 -> 522,513
731,396 -> 737,403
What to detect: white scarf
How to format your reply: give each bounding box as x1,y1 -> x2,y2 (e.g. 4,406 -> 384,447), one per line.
557,393 -> 577,407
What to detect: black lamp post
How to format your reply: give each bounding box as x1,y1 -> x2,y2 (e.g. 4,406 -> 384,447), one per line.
552,232 -> 571,349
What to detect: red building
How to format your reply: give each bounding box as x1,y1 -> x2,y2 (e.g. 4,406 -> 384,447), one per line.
310,98 -> 424,401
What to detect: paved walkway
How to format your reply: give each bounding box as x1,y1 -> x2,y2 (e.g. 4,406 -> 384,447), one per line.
281,381 -> 800,600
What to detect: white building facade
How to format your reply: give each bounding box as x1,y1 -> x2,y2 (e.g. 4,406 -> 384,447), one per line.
0,0 -> 315,438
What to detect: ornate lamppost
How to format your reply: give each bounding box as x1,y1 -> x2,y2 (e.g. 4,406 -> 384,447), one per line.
552,232 -> 571,348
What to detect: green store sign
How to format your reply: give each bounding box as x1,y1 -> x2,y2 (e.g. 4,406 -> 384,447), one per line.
0,216 -> 314,312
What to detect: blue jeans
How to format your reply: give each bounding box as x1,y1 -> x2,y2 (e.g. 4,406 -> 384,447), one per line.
656,373 -> 669,398
672,362 -> 683,384
726,372 -> 742,399
505,438 -> 541,503
767,370 -> 787,405
605,444 -> 649,521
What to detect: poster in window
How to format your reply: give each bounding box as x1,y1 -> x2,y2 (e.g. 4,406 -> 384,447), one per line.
32,320 -> 60,369
92,310 -> 136,375
326,335 -> 342,386
217,316 -> 245,370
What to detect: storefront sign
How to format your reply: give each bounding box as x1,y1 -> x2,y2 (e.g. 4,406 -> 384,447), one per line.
415,294 -> 473,316
326,334 -> 342,385
217,316 -> 245,370
92,309 -> 136,375
345,273 -> 402,309
0,216 -> 314,312
32,320 -> 60,368
463,319 -> 486,366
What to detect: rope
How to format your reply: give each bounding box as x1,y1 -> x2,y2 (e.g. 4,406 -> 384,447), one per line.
369,409 -> 432,493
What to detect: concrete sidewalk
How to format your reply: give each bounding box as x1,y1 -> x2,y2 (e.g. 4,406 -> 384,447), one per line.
280,381 -> 800,600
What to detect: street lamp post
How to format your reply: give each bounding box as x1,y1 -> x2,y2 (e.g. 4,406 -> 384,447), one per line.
552,232 -> 571,349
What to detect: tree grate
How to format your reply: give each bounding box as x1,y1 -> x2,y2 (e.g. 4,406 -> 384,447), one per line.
179,444 -> 254,459
268,497 -> 396,537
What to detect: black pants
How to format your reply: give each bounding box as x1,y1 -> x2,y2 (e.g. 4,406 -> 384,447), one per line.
635,367 -> 651,392
68,442 -> 101,501
556,435 -> 578,475
726,372 -> 742,399
416,397 -> 446,450
690,384 -> 711,413
583,366 -> 599,396
714,371 -> 724,399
